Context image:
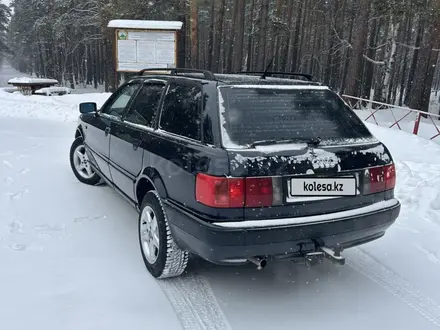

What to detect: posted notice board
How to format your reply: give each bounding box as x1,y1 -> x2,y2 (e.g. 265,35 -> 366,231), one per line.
115,29 -> 177,72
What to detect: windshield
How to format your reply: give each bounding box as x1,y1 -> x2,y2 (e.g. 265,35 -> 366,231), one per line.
219,87 -> 373,147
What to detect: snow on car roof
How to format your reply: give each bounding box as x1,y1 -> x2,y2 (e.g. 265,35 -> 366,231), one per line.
219,84 -> 329,90
107,20 -> 183,30
8,77 -> 58,84
215,74 -> 321,85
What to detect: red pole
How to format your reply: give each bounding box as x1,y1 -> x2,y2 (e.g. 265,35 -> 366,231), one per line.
413,112 -> 422,135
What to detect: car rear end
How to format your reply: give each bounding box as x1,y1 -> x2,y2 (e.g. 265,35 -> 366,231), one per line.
167,82 -> 401,265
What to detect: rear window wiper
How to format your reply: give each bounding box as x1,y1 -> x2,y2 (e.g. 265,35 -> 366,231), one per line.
249,137 -> 322,148
249,139 -> 299,148
306,137 -> 322,146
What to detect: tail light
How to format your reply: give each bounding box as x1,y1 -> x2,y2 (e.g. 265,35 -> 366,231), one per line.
364,164 -> 396,195
196,173 -> 244,208
245,178 -> 273,207
196,174 -> 282,208
384,164 -> 396,190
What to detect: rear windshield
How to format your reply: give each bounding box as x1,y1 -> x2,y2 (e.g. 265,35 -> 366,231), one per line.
218,87 -> 373,147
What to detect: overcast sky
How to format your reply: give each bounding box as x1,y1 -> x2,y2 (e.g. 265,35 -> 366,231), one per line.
2,0 -> 10,6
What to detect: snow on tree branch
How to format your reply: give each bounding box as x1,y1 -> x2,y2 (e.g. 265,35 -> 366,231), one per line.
363,54 -> 385,65
397,42 -> 421,50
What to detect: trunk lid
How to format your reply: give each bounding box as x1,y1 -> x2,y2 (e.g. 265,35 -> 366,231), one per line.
218,85 -> 395,220
227,142 -> 394,219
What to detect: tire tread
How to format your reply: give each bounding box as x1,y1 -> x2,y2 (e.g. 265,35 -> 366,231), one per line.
145,191 -> 188,279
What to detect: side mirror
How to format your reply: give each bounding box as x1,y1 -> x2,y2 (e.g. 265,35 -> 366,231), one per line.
79,102 -> 97,114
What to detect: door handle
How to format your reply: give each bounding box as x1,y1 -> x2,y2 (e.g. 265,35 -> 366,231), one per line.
132,139 -> 141,150
105,127 -> 111,137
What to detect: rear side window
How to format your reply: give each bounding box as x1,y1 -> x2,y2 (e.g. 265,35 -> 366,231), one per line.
160,83 -> 202,141
124,83 -> 165,127
219,87 -> 372,147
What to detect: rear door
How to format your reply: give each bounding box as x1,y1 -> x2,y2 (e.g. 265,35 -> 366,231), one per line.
109,80 -> 167,201
145,80 -> 215,211
82,83 -> 139,181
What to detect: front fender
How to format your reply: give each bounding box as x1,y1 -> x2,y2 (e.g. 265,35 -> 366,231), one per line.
75,124 -> 84,139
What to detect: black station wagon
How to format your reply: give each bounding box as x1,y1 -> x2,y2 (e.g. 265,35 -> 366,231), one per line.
69,68 -> 401,279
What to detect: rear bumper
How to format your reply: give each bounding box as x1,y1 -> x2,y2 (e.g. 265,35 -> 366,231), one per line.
164,199 -> 401,264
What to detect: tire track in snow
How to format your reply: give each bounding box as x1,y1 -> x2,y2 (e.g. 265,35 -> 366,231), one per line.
413,244 -> 440,266
158,273 -> 232,330
2,160 -> 12,168
347,247 -> 440,327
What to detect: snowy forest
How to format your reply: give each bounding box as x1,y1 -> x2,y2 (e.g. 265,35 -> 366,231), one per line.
0,0 -> 440,112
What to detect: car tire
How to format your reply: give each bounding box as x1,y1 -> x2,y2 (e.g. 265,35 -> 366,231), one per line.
139,191 -> 188,279
69,137 -> 101,185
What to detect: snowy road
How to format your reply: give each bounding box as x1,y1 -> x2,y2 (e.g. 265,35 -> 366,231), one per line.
1,91 -> 440,330
0,118 -> 183,329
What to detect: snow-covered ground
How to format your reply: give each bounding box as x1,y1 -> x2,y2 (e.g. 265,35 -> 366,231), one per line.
0,89 -> 111,122
351,92 -> 440,145
1,90 -> 440,330
354,107 -> 440,145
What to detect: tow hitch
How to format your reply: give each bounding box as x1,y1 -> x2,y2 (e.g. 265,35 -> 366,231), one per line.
305,246 -> 345,267
305,252 -> 325,267
319,246 -> 345,265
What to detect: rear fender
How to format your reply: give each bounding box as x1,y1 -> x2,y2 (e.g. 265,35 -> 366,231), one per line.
136,167 -> 168,200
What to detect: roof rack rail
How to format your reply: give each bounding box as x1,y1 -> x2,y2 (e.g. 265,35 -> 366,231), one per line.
230,71 -> 314,82
137,68 -> 216,81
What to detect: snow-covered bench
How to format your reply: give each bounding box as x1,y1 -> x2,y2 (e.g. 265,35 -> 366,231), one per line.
34,87 -> 72,96
8,77 -> 59,95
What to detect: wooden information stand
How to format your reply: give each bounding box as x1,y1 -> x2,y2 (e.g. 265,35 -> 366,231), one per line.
107,20 -> 183,74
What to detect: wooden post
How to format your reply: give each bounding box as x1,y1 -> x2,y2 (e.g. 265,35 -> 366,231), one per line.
413,112 -> 422,135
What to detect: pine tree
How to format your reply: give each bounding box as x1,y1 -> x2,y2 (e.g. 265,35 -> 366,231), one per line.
0,3 -> 11,65
4,0 -> 440,107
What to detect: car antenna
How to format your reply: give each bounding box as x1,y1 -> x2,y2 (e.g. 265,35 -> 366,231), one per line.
260,56 -> 276,80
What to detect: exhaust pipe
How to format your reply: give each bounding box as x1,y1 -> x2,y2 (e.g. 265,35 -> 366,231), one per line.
248,257 -> 267,270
